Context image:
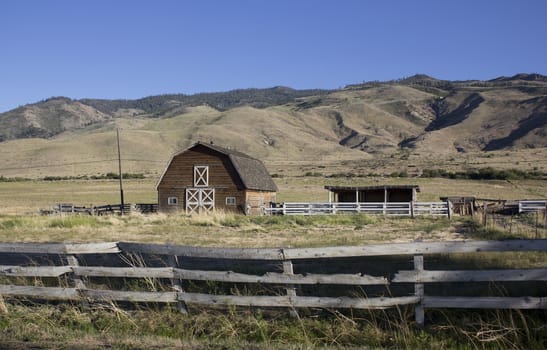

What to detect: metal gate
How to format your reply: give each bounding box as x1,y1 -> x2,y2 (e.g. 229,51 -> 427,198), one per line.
185,188 -> 215,214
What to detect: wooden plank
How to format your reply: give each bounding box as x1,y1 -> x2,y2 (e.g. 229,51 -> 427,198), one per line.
181,293 -> 292,307
176,269 -> 388,285
64,242 -> 120,254
74,267 -> 175,278
393,268 -> 547,283
0,242 -> 119,254
290,295 -> 420,309
118,242 -> 283,260
0,265 -> 72,277
0,243 -> 67,254
0,285 -> 78,300
179,292 -> 419,309
73,266 -> 388,285
423,296 -> 547,309
282,240 -> 547,260
81,289 -> 178,303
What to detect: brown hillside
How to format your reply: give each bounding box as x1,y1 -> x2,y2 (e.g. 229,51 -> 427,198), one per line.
0,75 -> 546,178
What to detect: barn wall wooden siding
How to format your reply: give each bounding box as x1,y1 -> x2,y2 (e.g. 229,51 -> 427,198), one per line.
157,145 -> 276,214
0,240 -> 546,327
158,148 -> 246,213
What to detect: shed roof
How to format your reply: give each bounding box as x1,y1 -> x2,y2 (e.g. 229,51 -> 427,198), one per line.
157,142 -> 278,192
325,185 -> 420,192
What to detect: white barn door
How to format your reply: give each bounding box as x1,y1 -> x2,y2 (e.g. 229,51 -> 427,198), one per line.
186,188 -> 215,214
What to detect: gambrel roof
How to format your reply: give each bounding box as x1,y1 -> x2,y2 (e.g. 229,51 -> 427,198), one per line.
157,142 -> 278,192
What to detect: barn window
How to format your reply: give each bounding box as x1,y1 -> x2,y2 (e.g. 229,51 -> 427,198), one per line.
167,197 -> 178,205
194,166 -> 209,187
226,197 -> 236,205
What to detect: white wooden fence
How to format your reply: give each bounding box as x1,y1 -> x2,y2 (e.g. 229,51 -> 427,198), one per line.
519,200 -> 547,213
0,240 -> 546,326
265,201 -> 450,217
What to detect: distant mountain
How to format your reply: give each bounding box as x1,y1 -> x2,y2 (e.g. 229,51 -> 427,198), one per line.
489,73 -> 547,83
0,87 -> 328,142
0,74 -> 545,177
0,97 -> 111,141
80,87 -> 328,116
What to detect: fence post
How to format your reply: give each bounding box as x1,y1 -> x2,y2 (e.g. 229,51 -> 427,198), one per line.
536,210 -> 539,239
168,255 -> 188,314
447,201 -> 452,220
282,249 -> 298,317
414,254 -> 425,327
483,203 -> 488,226
66,255 -> 85,290
410,201 -> 414,218
65,254 -> 89,308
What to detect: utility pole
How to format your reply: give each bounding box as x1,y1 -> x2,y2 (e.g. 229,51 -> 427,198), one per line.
117,128 -> 125,215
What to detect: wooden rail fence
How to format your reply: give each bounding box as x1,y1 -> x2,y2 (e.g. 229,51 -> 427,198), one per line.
0,240 -> 546,326
265,201 -> 450,217
42,203 -> 158,216
519,200 -> 547,213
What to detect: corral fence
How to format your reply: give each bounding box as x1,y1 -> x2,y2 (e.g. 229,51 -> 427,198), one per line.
479,200 -> 547,238
266,201 -> 450,217
0,240 -> 546,326
519,200 -> 547,213
41,203 -> 158,216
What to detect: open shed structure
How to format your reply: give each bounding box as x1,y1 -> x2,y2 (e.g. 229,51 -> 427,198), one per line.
325,185 -> 420,203
157,142 -> 278,215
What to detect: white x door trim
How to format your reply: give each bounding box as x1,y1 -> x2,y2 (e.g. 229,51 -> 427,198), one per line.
186,188 -> 215,214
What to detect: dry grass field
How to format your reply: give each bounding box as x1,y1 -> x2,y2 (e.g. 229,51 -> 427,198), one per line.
0,175 -> 544,245
1,175 -> 544,216
0,176 -> 545,349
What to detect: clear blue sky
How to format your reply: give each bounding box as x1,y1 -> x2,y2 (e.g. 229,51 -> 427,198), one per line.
1,0 -> 546,112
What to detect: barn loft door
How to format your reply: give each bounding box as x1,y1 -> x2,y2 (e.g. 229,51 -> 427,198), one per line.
186,188 -> 215,214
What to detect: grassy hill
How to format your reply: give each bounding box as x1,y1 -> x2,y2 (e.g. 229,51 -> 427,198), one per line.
0,74 -> 546,178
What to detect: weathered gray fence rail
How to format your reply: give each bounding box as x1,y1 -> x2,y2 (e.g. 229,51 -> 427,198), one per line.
265,201 -> 450,217
0,240 -> 546,326
43,203 -> 158,216
519,200 -> 547,213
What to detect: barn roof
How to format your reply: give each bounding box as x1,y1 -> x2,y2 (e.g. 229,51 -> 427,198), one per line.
157,142 -> 278,192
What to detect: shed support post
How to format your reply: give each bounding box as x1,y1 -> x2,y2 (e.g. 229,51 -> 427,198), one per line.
410,201 -> 414,218
414,254 -> 425,327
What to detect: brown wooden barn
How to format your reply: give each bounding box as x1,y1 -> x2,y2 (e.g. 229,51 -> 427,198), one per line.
156,142 -> 278,215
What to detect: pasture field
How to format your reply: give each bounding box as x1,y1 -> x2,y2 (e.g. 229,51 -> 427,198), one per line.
0,176 -> 545,349
0,176 -> 545,245
1,175 -> 545,215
